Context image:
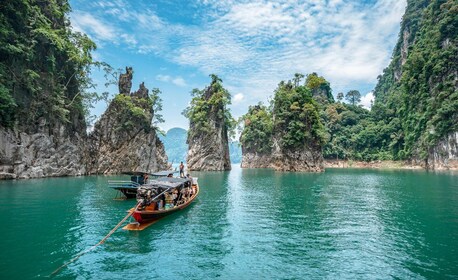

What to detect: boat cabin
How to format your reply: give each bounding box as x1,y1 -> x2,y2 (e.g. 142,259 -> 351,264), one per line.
108,170 -> 179,199
136,177 -> 195,211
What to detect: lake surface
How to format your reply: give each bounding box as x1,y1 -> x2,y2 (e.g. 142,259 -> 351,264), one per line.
0,166 -> 457,279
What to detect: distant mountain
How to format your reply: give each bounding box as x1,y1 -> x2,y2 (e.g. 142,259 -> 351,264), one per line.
159,127 -> 188,164
160,127 -> 242,164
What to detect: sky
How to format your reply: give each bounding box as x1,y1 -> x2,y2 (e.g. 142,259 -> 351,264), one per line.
69,0 -> 407,131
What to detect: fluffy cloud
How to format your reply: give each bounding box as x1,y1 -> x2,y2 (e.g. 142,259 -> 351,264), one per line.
71,0 -> 406,103
233,93 -> 244,103
156,74 -> 187,87
360,91 -> 375,109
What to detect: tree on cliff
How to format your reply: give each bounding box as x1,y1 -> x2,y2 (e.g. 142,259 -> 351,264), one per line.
0,0 -> 107,131
240,74 -> 326,171
372,0 -> 458,162
239,103 -> 273,154
272,77 -> 326,149
345,90 -> 361,106
183,74 -> 235,138
305,72 -> 334,104
182,74 -> 235,171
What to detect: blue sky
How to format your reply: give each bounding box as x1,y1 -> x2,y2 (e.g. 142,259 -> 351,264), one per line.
69,0 -> 407,131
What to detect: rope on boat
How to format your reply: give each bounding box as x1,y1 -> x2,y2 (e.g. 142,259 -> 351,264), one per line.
50,202 -> 141,276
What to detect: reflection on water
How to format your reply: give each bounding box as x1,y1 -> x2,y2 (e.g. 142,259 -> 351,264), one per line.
0,167 -> 457,279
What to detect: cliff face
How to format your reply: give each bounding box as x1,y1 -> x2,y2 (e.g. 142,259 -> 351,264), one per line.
426,132 -> 458,170
240,79 -> 325,172
0,123 -> 86,179
373,0 -> 457,169
186,123 -> 231,171
185,75 -> 232,171
240,151 -> 272,169
0,1 -> 92,179
86,68 -> 168,174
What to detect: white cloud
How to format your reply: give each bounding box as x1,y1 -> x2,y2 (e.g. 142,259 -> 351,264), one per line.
71,12 -> 116,41
233,93 -> 244,103
73,0 -> 407,107
156,74 -> 187,87
156,74 -> 172,82
360,91 -> 375,109
172,77 -> 187,87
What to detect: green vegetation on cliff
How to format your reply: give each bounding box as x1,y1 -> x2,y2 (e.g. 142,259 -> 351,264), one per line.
240,104 -> 273,153
241,0 -> 457,166
373,0 -> 457,161
240,74 -> 325,154
183,74 -> 235,138
0,0 -> 102,131
272,78 -> 325,149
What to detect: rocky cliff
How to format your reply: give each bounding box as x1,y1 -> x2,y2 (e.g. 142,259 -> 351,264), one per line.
0,123 -> 86,179
373,0 -> 457,169
240,78 -> 325,172
0,1 -> 91,179
184,75 -> 232,171
86,68 -> 168,174
425,132 -> 458,170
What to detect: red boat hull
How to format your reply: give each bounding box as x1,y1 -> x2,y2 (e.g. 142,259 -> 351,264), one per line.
132,185 -> 199,224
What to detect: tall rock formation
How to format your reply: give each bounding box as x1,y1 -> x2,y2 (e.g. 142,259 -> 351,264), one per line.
184,75 -> 232,171
86,68 -> 168,174
373,0 -> 457,169
0,1 -> 91,179
240,104 -> 274,168
240,76 -> 325,172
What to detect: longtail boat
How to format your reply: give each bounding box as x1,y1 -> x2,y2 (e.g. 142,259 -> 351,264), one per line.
129,176 -> 199,225
108,170 -> 178,198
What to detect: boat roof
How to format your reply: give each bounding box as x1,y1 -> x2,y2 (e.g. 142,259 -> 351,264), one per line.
146,177 -> 191,188
150,170 -> 179,176
121,170 -> 178,176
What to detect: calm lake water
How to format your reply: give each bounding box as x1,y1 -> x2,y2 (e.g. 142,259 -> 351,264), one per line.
0,166 -> 457,279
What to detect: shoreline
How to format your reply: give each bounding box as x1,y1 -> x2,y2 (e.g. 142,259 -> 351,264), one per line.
324,159 -> 458,171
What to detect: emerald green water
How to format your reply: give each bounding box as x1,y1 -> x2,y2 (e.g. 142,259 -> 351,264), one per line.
0,167 -> 457,279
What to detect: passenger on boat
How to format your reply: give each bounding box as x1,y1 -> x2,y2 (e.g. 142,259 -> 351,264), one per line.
179,162 -> 185,178
143,173 -> 148,184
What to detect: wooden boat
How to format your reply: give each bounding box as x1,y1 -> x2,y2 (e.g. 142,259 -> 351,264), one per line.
108,170 -> 178,198
129,177 -> 199,225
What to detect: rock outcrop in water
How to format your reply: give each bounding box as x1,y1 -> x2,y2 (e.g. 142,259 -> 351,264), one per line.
0,123 -> 87,179
184,75 -> 232,171
240,76 -> 325,172
86,68 -> 168,174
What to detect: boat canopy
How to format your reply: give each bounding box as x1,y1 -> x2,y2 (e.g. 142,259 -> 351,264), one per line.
146,177 -> 191,189
121,170 -> 178,176
151,170 -> 179,176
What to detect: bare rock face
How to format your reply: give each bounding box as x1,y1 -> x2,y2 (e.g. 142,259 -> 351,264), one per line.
132,82 -> 149,98
187,120 -> 231,171
240,152 -> 272,168
241,140 -> 324,172
423,132 -> 458,170
86,68 -> 168,174
118,66 -> 133,95
271,144 -> 324,172
0,124 -> 86,179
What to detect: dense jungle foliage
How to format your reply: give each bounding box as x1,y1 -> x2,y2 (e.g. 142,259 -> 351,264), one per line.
373,0 -> 457,161
240,74 -> 325,153
0,0 -> 104,132
109,84 -> 164,133
241,0 -> 457,163
240,104 -> 273,153
183,74 -> 235,139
